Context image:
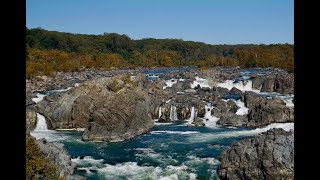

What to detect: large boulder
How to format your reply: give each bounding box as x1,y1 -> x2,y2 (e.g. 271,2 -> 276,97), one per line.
218,128 -> 294,180
229,87 -> 243,97
244,92 -> 294,127
191,117 -> 205,127
212,99 -> 238,116
217,113 -> 248,127
82,88 -> 154,142
171,80 -> 192,91
36,75 -> 156,142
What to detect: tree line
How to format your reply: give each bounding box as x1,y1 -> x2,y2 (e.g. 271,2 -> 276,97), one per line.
26,27 -> 293,79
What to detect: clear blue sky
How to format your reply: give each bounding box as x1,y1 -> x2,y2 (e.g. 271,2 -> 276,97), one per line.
26,0 -> 293,45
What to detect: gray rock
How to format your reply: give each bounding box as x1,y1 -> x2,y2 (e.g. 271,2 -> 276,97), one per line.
244,92 -> 294,127
82,86 -> 154,142
26,96 -> 36,106
147,78 -> 165,96
218,128 -> 294,180
192,117 -> 205,127
36,138 -> 86,180
171,80 -> 191,91
252,73 -> 294,94
35,75 -> 156,142
229,87 -> 243,97
217,113 -> 248,127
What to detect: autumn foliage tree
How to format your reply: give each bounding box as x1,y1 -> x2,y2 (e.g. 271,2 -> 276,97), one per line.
26,28 -> 294,78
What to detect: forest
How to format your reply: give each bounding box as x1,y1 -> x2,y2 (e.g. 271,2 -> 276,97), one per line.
26,28 -> 294,79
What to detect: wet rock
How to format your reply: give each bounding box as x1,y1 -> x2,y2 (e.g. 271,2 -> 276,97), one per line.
192,117 -> 205,127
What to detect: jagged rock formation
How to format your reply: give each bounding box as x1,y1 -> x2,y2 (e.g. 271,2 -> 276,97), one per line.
218,128 -> 294,180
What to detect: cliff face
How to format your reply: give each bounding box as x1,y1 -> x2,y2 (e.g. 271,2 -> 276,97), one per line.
218,128 -> 294,180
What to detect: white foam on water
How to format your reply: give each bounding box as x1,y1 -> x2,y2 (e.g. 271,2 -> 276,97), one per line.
163,79 -> 178,89
71,156 -> 104,166
154,122 -> 174,126
98,162 -> 162,179
159,174 -> 179,180
186,155 -> 220,166
187,123 -> 294,143
34,113 -> 48,131
32,87 -> 74,104
150,130 -> 200,135
203,103 -> 220,127
74,83 -> 80,87
189,173 -> 197,180
32,93 -> 46,103
30,130 -> 68,141
233,100 -> 249,115
190,77 -> 211,89
97,162 -> 197,180
216,80 -> 260,93
135,148 -> 162,159
278,95 -> 294,107
49,87 -> 73,93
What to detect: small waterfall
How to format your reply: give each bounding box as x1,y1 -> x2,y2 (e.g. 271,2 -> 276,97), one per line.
32,93 -> 46,103
190,77 -> 211,89
232,99 -> 249,115
158,107 -> 162,119
169,105 -> 178,121
34,113 -> 48,131
216,80 -> 260,93
186,106 -> 195,124
203,103 -> 219,127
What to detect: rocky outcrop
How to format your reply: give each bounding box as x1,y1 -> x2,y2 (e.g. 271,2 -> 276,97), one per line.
82,87 -> 154,142
218,128 -> 294,180
147,77 -> 165,96
244,92 -> 294,127
252,74 -> 294,94
36,138 -> 86,180
217,113 -> 248,127
35,75 -> 155,142
26,109 -> 37,133
171,80 -> 192,91
26,96 -> 36,106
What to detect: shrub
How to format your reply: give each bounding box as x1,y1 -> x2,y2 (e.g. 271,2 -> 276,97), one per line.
26,135 -> 60,180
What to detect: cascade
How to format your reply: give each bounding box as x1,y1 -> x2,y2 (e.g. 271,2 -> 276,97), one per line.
203,103 -> 219,127
34,113 -> 48,131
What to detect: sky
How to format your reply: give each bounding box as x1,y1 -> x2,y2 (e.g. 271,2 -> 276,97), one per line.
26,0 -> 294,45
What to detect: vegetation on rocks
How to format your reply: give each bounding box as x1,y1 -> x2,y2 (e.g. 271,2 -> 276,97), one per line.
26,135 -> 60,180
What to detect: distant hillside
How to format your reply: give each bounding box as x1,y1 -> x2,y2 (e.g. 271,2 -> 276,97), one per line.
26,28 -> 293,78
